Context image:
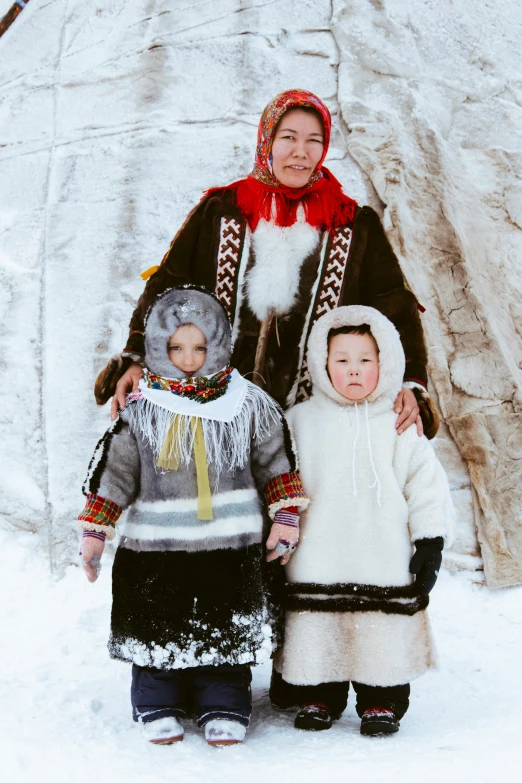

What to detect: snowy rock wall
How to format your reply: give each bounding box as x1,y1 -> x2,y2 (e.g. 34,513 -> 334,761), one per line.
1,0 -> 519,584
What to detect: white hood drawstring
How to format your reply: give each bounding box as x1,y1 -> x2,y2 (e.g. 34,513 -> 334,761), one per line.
352,402 -> 360,497
365,400 -> 382,506
350,401 -> 382,507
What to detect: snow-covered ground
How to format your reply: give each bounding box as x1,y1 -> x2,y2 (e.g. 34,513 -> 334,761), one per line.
3,528 -> 521,783
2,0 -> 522,779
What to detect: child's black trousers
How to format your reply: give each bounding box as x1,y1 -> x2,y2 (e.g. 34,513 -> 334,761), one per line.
131,663 -> 252,727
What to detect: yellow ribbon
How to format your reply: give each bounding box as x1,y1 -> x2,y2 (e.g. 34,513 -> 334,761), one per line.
190,418 -> 213,521
157,415 -> 213,521
157,414 -> 182,471
140,264 -> 160,281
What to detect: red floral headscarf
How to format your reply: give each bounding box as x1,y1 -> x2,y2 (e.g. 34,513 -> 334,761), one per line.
250,89 -> 331,189
206,89 -> 357,231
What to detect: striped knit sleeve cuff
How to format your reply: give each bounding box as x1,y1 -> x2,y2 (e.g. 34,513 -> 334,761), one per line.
274,508 -> 300,528
265,472 -> 309,520
82,529 -> 107,542
77,494 -> 122,541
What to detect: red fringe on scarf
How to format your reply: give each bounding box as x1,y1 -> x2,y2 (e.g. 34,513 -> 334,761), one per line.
205,168 -> 357,232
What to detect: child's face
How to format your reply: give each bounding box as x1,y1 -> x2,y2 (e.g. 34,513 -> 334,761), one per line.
327,332 -> 380,401
167,324 -> 207,375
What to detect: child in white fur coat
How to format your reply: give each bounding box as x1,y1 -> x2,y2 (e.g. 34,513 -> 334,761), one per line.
271,305 -> 454,736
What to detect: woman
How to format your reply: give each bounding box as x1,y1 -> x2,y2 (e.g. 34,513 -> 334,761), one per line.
95,89 -> 438,437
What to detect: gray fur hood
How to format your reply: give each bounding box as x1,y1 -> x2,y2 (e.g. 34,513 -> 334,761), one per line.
144,286 -> 232,378
307,305 -> 405,408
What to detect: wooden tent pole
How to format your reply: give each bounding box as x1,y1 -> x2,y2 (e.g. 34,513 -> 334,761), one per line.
252,309 -> 275,389
0,0 -> 31,39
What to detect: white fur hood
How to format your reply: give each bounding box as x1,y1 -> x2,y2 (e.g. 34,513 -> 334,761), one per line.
307,305 -> 405,409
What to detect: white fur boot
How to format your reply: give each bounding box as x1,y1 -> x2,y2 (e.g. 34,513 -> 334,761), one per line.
141,716 -> 184,744
204,719 -> 246,746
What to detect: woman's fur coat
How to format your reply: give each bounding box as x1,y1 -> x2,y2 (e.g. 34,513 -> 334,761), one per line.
94,190 -> 438,438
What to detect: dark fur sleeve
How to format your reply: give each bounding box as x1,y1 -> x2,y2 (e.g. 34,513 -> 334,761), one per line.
344,206 -> 429,389
413,387 -> 440,441
125,194 -> 225,356
249,410 -> 294,494
94,194 -> 234,405
83,412 -> 141,509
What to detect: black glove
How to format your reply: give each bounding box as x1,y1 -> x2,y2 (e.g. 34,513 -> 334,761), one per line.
409,537 -> 444,596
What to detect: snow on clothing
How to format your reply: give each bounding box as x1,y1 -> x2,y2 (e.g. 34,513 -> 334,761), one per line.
79,287 -> 308,674
274,305 -> 454,690
94,90 -> 438,438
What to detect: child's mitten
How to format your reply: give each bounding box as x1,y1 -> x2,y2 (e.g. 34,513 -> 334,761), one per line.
266,508 -> 300,565
409,537 -> 444,595
80,530 -> 106,583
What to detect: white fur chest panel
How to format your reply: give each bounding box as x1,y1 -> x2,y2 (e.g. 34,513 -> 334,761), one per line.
287,399 -> 412,586
286,395 -> 453,586
247,218 -> 320,321
290,399 -> 401,507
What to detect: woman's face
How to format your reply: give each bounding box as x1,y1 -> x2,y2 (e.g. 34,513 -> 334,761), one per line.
271,108 -> 325,188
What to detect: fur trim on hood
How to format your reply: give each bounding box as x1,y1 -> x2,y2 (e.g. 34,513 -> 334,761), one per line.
144,286 -> 232,378
307,305 -> 405,407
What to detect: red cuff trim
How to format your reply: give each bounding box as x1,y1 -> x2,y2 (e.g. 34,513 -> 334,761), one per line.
265,472 -> 307,507
78,494 -> 122,529
404,377 -> 427,390
417,302 -> 426,313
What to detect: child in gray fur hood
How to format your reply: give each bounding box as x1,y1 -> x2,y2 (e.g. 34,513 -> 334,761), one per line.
78,285 -> 308,747
270,305 -> 454,736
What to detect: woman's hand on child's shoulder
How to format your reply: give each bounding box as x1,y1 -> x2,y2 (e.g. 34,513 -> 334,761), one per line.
111,363 -> 143,420
394,388 -> 422,436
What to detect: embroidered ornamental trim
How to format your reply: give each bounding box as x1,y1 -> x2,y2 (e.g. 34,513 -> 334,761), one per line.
295,226 -> 353,403
265,471 -> 309,518
78,494 -> 122,530
215,217 -> 243,322
142,366 -> 233,403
